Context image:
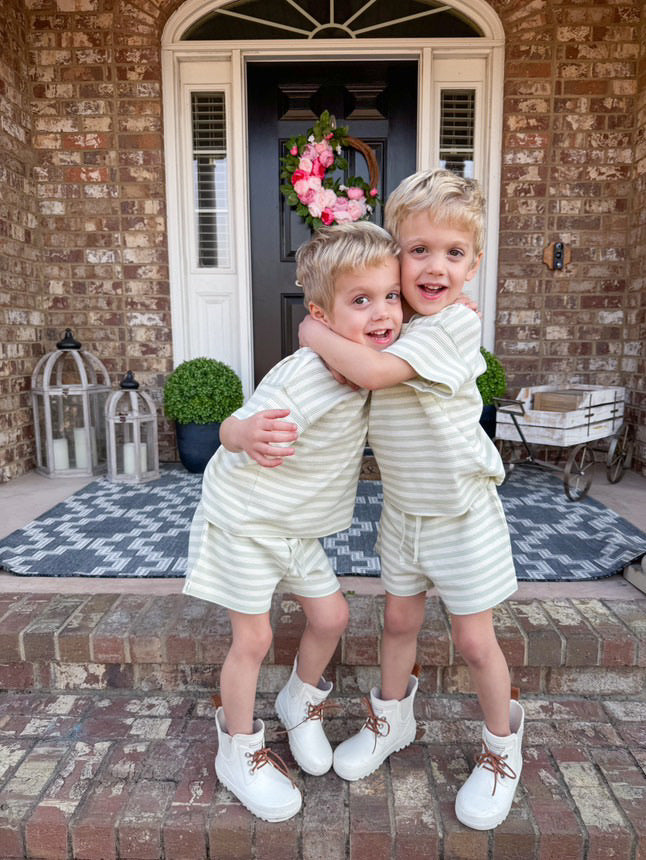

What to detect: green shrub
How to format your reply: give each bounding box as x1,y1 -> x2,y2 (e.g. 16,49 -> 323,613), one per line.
477,347 -> 506,406
163,357 -> 244,425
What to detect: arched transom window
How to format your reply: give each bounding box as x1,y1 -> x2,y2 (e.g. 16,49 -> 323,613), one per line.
183,0 -> 483,40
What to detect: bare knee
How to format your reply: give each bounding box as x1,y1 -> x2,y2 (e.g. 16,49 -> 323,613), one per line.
231,618 -> 273,664
452,627 -> 498,669
384,598 -> 425,639
306,595 -> 349,639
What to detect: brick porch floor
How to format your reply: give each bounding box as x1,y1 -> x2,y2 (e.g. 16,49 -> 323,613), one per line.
0,589 -> 644,860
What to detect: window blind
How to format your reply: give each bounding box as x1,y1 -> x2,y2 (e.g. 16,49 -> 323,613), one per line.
192,92 -> 230,268
439,89 -> 475,178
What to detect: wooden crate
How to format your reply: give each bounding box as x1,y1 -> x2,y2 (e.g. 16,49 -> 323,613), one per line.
495,384 -> 625,447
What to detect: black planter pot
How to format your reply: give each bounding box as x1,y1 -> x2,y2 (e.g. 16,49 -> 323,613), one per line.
175,421 -> 221,473
479,404 -> 497,439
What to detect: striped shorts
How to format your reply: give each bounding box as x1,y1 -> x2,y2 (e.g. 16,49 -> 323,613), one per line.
183,503 -> 340,614
376,483 -> 517,615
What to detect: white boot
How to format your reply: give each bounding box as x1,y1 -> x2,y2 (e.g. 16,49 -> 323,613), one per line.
455,699 -> 524,830
214,707 -> 302,822
275,656 -> 335,775
333,673 -> 418,781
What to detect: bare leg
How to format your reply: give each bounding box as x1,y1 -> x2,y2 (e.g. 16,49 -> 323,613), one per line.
381,592 -> 426,701
295,591 -> 349,685
220,609 -> 273,736
450,609 -> 511,736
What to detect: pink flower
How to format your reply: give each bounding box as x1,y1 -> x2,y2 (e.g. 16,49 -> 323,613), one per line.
303,143 -> 318,160
291,169 -> 308,187
308,188 -> 337,218
293,175 -> 321,197
311,159 -> 325,179
332,206 -> 353,223
348,199 -> 367,221
290,145 -> 298,156
369,188 -> 378,197
298,186 -> 318,205
318,148 -> 335,168
315,142 -> 331,155
321,208 -> 335,225
346,186 -> 365,200
298,157 -> 313,173
334,196 -> 349,209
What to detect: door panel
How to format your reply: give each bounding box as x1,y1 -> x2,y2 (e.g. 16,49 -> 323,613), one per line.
247,61 -> 417,384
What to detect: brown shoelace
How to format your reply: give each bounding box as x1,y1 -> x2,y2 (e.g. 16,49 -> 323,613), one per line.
474,741 -> 517,796
280,699 -> 341,734
360,696 -> 390,752
246,747 -> 296,786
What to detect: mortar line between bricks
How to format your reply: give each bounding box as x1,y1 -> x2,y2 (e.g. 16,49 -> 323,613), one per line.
589,747 -> 639,860
546,745 -> 590,859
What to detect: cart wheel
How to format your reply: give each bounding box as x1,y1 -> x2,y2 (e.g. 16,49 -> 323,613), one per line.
495,439 -> 516,484
563,443 -> 594,501
606,424 -> 634,484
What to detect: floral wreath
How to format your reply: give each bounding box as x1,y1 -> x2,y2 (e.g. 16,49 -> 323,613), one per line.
280,110 -> 380,229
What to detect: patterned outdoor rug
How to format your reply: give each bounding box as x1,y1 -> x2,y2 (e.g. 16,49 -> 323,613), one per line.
0,466 -> 644,581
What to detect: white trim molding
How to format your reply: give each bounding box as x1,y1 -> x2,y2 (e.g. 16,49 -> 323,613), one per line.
162,1 -> 505,394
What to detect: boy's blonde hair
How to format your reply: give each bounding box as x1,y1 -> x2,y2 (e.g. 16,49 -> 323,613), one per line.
385,169 -> 486,259
295,221 -> 399,312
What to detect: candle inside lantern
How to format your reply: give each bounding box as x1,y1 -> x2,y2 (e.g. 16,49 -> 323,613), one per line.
73,428 -> 89,469
53,437 -> 70,470
123,441 -> 147,474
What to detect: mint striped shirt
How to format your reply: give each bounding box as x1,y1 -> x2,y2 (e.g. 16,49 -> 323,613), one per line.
201,349 -> 369,538
369,304 -> 505,517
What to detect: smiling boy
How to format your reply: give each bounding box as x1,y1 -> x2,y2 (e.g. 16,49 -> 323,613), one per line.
183,221 -> 401,822
300,170 -> 521,832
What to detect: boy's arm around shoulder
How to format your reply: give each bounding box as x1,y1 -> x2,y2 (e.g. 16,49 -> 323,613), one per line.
299,316 -> 415,391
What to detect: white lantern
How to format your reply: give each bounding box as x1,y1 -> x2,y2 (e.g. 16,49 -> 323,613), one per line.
105,371 -> 160,483
31,329 -> 110,477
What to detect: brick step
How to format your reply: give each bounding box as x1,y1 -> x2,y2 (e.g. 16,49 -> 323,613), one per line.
0,688 -> 644,860
1,592 -> 644,697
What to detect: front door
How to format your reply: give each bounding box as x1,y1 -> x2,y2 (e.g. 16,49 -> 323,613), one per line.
247,61 -> 417,384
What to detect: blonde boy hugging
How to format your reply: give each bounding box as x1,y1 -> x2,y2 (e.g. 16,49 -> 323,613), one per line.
183,221 -> 402,822
299,169 -> 522,831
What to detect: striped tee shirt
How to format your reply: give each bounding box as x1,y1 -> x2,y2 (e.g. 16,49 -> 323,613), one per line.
201,348 -> 369,538
369,304 -> 505,517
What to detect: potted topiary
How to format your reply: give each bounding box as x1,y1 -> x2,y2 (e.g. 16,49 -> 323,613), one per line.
477,347 -> 506,439
163,357 -> 244,473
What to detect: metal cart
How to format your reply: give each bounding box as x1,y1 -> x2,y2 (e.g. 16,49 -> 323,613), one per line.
494,385 -> 633,502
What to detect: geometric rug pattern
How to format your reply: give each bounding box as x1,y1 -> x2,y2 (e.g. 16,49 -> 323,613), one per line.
0,466 -> 644,581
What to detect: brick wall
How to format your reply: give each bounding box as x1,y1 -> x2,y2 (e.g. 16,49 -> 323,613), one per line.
628,7 -> 646,471
493,0 -> 644,472
0,0 -> 42,482
0,0 -> 644,482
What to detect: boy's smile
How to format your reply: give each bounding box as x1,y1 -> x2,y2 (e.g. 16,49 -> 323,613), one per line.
398,213 -> 482,319
311,258 -> 402,350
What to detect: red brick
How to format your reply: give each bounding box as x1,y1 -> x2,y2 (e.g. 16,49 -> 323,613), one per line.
57,592 -> 120,662
118,777 -> 174,859
342,595 -> 381,666
540,600 -> 600,666
0,594 -> 55,661
24,741 -> 110,860
417,598 -> 452,666
21,594 -> 86,661
391,745 -> 440,859
521,746 -> 585,860
91,593 -> 150,663
508,600 -> 564,666
301,770 -> 347,859
348,769 -> 391,858
208,795 -> 254,860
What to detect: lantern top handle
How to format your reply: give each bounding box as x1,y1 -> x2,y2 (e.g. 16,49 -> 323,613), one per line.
56,328 -> 82,350
120,371 -> 140,390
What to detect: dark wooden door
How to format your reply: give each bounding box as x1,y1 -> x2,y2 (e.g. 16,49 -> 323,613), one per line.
247,61 -> 417,384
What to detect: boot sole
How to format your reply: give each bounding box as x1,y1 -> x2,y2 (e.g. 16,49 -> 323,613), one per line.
215,763 -> 302,822
275,697 -> 333,776
333,732 -> 416,782
454,804 -> 511,831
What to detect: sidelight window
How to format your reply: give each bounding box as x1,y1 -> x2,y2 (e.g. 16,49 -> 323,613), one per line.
191,92 -> 230,268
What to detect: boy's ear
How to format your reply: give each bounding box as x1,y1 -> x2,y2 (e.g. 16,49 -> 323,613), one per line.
308,301 -> 331,325
465,251 -> 484,282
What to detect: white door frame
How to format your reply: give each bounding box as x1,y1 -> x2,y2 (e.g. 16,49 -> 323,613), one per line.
162,2 -> 505,396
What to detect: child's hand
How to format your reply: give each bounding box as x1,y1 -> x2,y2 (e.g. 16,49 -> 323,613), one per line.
453,294 -> 482,318
220,410 -> 298,467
